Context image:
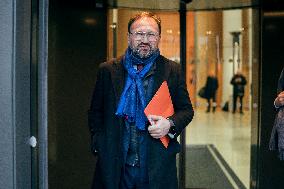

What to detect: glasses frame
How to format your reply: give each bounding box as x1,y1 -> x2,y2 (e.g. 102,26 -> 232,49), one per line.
129,31 -> 160,42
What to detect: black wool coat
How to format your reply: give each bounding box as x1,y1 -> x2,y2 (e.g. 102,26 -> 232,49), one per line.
88,55 -> 194,189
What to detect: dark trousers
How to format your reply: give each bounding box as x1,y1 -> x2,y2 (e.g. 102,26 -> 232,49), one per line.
120,165 -> 149,189
233,95 -> 243,113
206,95 -> 216,112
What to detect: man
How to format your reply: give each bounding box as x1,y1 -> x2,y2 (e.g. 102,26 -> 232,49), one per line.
230,70 -> 247,114
88,12 -> 194,189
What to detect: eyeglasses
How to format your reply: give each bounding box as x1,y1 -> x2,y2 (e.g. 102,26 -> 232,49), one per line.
129,31 -> 160,42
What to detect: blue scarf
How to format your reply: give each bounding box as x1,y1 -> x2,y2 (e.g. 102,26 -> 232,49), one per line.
116,48 -> 160,130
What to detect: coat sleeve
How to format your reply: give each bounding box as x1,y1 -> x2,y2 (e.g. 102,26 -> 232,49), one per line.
88,64 -> 105,155
169,64 -> 194,136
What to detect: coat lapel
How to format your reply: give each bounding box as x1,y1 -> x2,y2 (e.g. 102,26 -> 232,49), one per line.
151,56 -> 171,96
111,57 -> 125,107
111,57 -> 126,140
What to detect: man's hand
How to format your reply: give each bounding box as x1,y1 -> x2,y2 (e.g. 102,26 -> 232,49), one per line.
275,91 -> 284,107
147,115 -> 170,139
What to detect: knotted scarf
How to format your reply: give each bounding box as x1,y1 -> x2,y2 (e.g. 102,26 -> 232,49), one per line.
116,47 -> 160,130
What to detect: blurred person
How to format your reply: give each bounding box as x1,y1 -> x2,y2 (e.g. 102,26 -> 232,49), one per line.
204,70 -> 218,112
230,70 -> 247,114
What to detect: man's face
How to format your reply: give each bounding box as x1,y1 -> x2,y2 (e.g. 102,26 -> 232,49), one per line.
128,17 -> 160,59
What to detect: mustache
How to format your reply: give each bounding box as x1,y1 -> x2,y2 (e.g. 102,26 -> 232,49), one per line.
138,42 -> 150,46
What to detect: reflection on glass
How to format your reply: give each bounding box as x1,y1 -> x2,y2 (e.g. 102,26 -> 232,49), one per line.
186,8 -> 254,189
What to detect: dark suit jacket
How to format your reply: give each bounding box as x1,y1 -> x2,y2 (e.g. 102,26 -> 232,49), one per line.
88,55 -> 194,189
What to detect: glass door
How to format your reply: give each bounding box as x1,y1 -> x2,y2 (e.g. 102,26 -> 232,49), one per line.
185,7 -> 260,189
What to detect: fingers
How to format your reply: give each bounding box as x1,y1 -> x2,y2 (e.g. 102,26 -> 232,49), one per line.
148,125 -> 163,139
277,93 -> 284,106
278,92 -> 284,98
277,96 -> 284,106
276,92 -> 284,106
148,125 -> 162,133
147,115 -> 163,127
277,91 -> 284,101
147,115 -> 163,122
147,115 -> 171,139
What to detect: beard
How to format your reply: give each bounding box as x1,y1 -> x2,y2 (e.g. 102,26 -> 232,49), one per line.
130,42 -> 158,59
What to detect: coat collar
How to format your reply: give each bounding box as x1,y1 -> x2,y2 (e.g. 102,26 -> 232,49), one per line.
151,55 -> 170,96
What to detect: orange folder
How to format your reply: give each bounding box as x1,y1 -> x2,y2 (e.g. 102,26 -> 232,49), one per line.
144,81 -> 174,148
